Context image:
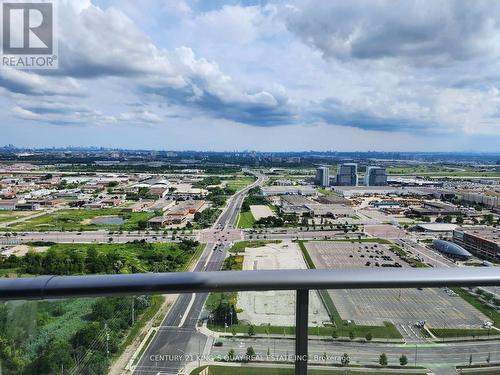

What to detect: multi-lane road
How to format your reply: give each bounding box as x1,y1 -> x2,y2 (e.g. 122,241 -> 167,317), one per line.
211,336 -> 500,368
133,173 -> 267,375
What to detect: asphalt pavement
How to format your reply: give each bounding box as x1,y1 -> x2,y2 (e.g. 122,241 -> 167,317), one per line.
133,173 -> 266,375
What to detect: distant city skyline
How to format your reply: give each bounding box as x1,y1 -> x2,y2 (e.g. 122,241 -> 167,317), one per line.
1,0 -> 500,151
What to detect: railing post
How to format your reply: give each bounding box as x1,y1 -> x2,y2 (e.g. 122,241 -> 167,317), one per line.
295,289 -> 308,375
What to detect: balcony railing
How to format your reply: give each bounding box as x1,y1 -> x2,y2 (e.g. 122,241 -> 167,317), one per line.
1,267 -> 499,374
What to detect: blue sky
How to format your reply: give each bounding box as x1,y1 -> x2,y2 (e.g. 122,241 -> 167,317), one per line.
1,0 -> 500,151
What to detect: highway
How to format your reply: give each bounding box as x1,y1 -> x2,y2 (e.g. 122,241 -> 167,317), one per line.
133,172 -> 266,375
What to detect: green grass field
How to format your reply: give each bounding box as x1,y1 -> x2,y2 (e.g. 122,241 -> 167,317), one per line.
386,165 -> 500,177
452,288 -> 499,327
429,327 -> 495,338
209,321 -> 400,339
227,176 -> 256,191
190,366 -> 425,375
4,208 -> 155,232
457,370 -> 500,375
317,188 -> 335,196
237,211 -> 256,228
229,240 -> 281,253
0,211 -> 30,224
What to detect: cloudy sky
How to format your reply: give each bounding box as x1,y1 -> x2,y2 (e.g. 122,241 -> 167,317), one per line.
1,0 -> 500,151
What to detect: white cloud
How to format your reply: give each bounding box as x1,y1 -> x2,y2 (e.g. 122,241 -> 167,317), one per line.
0,0 -> 499,149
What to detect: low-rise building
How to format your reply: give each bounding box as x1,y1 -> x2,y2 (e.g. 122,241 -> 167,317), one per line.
410,200 -> 461,217
261,186 -> 318,196
453,226 -> 500,261
462,192 -> 500,209
332,186 -> 403,198
0,200 -> 18,210
15,202 -> 40,210
148,185 -> 170,198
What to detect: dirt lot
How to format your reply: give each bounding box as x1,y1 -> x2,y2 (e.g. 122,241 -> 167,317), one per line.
237,241 -> 329,327
249,205 -> 275,220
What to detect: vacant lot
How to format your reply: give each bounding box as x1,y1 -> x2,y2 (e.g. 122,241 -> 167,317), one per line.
250,205 -> 275,220
4,209 -> 154,231
226,176 -> 256,191
0,211 -> 33,224
237,241 -> 329,327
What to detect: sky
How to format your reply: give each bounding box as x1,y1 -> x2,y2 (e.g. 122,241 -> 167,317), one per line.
1,0 -> 500,152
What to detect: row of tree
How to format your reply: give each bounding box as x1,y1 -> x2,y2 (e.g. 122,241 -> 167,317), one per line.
0,240 -> 199,275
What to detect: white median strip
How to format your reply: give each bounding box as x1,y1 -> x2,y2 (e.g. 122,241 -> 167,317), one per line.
178,293 -> 196,327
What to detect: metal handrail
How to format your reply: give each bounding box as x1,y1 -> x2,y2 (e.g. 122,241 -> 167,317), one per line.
1,267 -> 499,375
0,267 -> 498,300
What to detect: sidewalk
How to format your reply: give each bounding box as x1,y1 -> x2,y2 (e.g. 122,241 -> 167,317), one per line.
182,360 -> 431,375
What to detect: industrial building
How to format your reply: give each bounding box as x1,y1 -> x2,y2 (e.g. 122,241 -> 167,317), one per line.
365,166 -> 387,186
336,163 -> 358,186
315,166 -> 330,187
261,186 -> 318,196
332,186 -> 403,198
453,226 -> 500,261
410,200 -> 461,217
280,195 -> 354,218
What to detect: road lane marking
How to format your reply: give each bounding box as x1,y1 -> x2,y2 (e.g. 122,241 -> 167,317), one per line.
178,293 -> 196,327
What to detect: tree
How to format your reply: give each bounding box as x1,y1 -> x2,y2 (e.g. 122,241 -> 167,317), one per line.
72,322 -> 102,349
379,353 -> 388,366
340,353 -> 350,366
248,325 -> 255,337
245,346 -> 255,361
399,354 -> 408,366
227,348 -> 235,362
38,339 -> 74,374
365,332 -> 372,341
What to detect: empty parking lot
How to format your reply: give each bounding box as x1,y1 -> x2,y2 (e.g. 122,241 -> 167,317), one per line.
305,241 -> 489,329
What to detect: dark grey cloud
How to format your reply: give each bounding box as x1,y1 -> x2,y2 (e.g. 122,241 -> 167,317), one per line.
0,68 -> 81,96
286,1 -> 500,66
142,78 -> 295,126
313,98 -> 437,133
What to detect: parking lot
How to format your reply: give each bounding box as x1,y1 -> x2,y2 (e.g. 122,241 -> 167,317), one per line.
305,241 -> 403,269
305,241 -> 489,329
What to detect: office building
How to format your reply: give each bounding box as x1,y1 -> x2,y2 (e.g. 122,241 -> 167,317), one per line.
315,166 -> 330,187
365,166 -> 387,186
336,163 -> 358,186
